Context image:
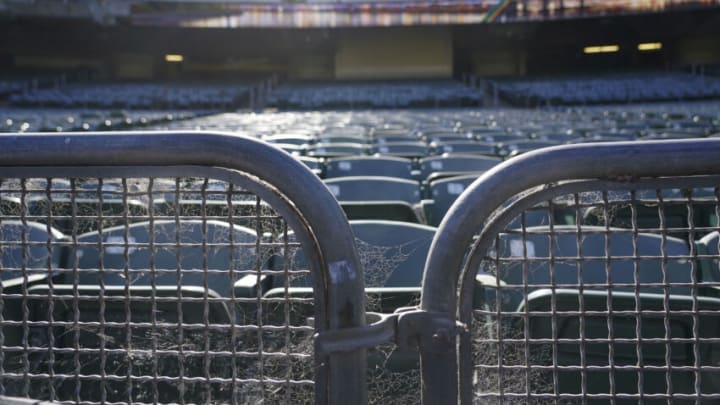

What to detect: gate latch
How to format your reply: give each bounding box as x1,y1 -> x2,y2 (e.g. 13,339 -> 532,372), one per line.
314,307 -> 466,356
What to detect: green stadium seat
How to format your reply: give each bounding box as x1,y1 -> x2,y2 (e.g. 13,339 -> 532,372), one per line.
474,225 -> 718,400
324,176 -> 423,223
325,156 -> 413,179
419,154 -> 501,182
24,219 -> 258,403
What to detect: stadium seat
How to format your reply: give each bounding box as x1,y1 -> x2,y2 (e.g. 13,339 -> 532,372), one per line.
325,156 -> 413,179
239,220 -> 436,311
474,225 -> 717,399
497,139 -> 561,157
418,154 -> 501,182
583,188 -> 717,240
324,176 -> 423,222
429,141 -> 496,156
28,195 -> 149,235
517,289 -> 720,400
695,231 -> 720,296
1,221 -> 65,351
296,156 -> 324,177
423,174 -> 478,226
369,141 -> 429,158
24,219 -> 258,402
305,142 -> 367,157
50,219 -> 257,295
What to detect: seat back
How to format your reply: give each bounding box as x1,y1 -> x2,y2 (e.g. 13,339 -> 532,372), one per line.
494,225 -> 693,296
325,176 -> 421,203
72,219 -> 257,297
325,156 -> 413,179
419,155 -> 501,181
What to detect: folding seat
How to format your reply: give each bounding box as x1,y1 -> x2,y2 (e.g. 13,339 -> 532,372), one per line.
418,154 -> 501,182
497,139 -> 561,157
429,141 -> 497,156
237,219 -> 436,312
372,131 -> 416,143
372,127 -> 412,139
325,156 -> 413,179
0,221 -> 65,356
532,132 -> 578,143
316,134 -> 369,144
422,134 -> 471,144
422,174 -> 481,226
369,141 -> 429,158
416,127 -> 453,137
267,142 -> 305,154
474,132 -> 527,144
304,142 -> 367,158
583,188 -> 717,241
324,176 -> 422,223
153,183 -> 276,230
26,219 -> 258,403
695,231 -> 720,296
476,225 -> 718,399
3,178 -> 145,235
322,125 -> 366,139
233,219 -> 437,387
30,196 -> 149,235
296,156 -> 324,177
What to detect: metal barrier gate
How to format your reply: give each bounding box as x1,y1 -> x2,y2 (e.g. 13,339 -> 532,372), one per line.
3,135 -> 720,404
420,139 -> 720,403
0,132 -> 366,404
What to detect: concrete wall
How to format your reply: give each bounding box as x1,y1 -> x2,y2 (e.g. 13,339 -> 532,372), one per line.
112,53 -> 155,80
674,36 -> 720,66
288,53 -> 335,80
334,27 -> 452,80
471,49 -> 527,77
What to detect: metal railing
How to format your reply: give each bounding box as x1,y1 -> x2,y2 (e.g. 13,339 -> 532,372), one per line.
3,134 -> 720,404
421,139 -> 720,403
0,132 -> 366,404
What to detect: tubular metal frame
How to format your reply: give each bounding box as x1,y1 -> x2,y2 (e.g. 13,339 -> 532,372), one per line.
0,131 -> 367,405
421,139 -> 720,404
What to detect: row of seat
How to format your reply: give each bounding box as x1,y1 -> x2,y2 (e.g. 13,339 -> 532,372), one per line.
7,82 -> 252,110
0,171 -> 484,229
494,72 -> 720,106
5,217 -> 719,401
0,108 -> 204,133
4,176 -> 719,247
5,217 -> 719,317
266,80 -> 484,109
0,80 -> 25,97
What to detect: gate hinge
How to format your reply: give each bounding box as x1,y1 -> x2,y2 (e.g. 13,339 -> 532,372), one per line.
314,307 -> 467,357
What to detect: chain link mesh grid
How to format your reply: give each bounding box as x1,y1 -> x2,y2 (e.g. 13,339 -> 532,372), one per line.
468,179 -> 720,403
0,176 -> 317,404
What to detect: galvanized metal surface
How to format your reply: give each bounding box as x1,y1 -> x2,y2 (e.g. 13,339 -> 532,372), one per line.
0,132 -> 367,404
421,139 -> 720,404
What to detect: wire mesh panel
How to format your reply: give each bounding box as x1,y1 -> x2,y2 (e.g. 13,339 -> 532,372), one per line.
469,179 -> 720,403
419,140 -> 720,404
0,173 -> 321,403
0,131 -> 368,405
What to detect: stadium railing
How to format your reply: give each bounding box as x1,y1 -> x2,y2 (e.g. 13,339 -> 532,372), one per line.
1,134 -> 720,403
0,132 -> 366,404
